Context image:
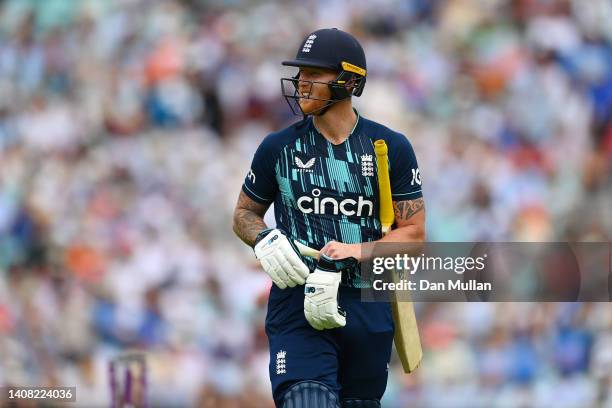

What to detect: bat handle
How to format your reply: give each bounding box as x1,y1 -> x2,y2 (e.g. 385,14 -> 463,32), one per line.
294,240 -> 320,259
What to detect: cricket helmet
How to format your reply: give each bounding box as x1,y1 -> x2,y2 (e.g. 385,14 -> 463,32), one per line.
281,28 -> 367,115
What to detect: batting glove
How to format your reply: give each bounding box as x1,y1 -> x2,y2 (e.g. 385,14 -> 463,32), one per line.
304,254 -> 357,330
254,229 -> 310,289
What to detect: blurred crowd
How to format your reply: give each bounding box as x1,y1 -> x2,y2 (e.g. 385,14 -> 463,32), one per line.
0,0 -> 611,406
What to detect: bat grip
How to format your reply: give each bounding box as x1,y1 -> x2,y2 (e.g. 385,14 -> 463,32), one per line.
294,240 -> 320,259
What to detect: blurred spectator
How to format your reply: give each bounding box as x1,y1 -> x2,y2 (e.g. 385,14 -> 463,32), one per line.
0,0 -> 611,406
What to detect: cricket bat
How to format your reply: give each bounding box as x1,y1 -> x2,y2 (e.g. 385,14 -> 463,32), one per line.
374,139 -> 422,374
294,139 -> 422,374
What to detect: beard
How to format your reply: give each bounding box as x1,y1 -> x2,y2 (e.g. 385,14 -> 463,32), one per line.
298,96 -> 331,115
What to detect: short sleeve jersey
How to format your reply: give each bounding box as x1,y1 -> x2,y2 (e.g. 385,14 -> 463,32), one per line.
242,112 -> 423,287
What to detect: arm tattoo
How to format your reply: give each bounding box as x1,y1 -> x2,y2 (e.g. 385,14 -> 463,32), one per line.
233,191 -> 269,247
393,198 -> 425,221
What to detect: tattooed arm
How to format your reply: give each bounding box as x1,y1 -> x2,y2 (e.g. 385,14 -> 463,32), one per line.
363,197 -> 426,257
232,190 -> 270,247
385,197 -> 426,242
320,197 -> 425,260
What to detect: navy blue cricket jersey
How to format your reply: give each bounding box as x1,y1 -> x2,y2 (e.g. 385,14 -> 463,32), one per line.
242,112 -> 423,287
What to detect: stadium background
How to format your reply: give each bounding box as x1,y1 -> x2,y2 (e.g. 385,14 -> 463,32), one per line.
0,0 -> 611,406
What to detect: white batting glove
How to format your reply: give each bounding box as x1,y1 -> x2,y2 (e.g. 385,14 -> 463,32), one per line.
304,255 -> 348,330
254,229 -> 310,289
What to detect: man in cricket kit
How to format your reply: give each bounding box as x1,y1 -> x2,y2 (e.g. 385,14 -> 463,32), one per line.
233,28 -> 425,408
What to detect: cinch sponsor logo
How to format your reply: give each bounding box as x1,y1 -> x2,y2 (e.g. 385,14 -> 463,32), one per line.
297,189 -> 373,216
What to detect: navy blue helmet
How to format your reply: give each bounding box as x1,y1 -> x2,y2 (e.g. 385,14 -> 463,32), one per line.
281,28 -> 367,115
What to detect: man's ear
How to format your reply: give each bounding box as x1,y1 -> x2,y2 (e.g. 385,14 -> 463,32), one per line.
344,76 -> 366,96
345,76 -> 357,92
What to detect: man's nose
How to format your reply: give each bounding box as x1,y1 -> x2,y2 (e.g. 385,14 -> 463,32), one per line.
298,81 -> 311,92
298,72 -> 314,82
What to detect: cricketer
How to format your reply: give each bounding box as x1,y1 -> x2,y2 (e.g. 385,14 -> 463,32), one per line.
233,28 -> 426,408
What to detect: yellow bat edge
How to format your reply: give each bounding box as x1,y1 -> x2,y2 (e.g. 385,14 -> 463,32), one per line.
374,140 -> 394,232
374,139 -> 423,374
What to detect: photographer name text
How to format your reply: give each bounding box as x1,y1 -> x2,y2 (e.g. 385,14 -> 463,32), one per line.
372,279 -> 491,292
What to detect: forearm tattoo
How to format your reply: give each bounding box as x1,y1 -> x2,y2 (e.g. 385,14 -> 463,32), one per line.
233,192 -> 268,247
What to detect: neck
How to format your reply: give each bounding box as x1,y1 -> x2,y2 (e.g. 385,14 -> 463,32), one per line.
312,100 -> 357,145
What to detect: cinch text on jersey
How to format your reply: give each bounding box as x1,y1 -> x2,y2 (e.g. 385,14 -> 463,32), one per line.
296,189 -> 373,216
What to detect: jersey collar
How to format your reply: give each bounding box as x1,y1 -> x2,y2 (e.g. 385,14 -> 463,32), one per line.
311,108 -> 362,146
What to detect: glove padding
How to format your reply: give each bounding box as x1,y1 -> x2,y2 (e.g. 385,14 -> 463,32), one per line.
254,229 -> 310,289
304,254 -> 357,330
